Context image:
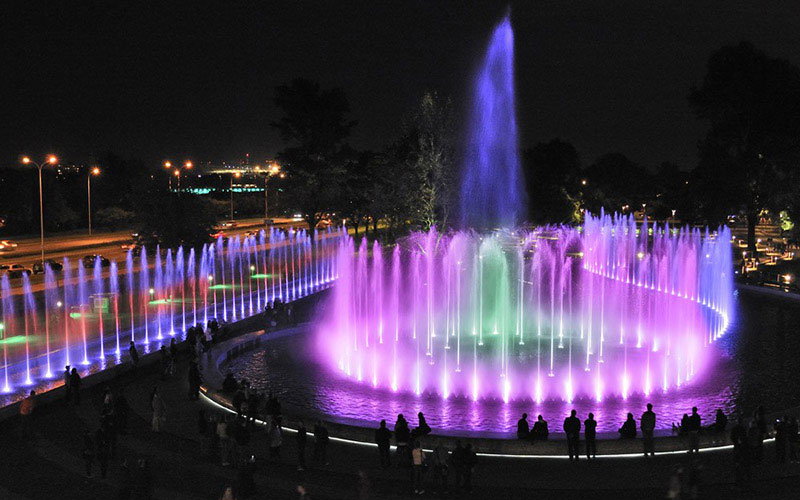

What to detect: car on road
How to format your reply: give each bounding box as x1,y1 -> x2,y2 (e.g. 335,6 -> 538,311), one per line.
0,263 -> 32,278
32,259 -> 64,274
82,254 -> 111,268
0,240 -> 19,252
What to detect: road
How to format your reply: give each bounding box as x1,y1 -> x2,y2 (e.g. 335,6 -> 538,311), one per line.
0,217 -> 309,294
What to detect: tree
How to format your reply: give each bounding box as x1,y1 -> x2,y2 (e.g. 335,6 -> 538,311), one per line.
271,78 -> 357,235
689,41 -> 800,251
522,139 -> 582,224
582,153 -> 653,215
399,91 -> 456,230
131,182 -> 218,249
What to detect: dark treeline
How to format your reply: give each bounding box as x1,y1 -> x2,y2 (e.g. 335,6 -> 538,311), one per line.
3,41 -> 800,251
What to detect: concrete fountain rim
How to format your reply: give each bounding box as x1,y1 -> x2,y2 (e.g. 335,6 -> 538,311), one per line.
199,320 -> 774,458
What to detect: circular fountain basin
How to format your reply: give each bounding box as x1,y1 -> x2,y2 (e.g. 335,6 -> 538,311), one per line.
215,286 -> 800,438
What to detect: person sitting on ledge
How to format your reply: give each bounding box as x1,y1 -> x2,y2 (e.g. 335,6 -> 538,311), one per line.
619,413 -> 637,439
416,412 -> 431,436
531,414 -> 549,441
222,373 -> 238,394
707,409 -> 728,436
517,413 -> 530,440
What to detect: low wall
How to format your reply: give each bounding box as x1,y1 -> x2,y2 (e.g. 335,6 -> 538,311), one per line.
201,325 -> 743,457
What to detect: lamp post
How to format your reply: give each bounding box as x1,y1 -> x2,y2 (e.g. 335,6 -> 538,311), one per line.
87,166 -> 100,235
230,171 -> 241,221
256,163 -> 283,221
21,154 -> 58,265
179,160 -> 192,193
163,161 -> 172,190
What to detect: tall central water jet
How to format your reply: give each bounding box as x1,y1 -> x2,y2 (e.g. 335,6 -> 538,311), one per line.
460,13 -> 526,228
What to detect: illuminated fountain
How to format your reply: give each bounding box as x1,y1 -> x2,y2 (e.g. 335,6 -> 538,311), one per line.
0,226 -> 344,401
316,13 -> 734,404
318,214 -> 733,403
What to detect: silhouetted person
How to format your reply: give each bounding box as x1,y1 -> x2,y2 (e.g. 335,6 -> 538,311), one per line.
563,409 -> 581,461
710,409 -> 728,434
96,427 -> 110,479
411,440 -> 425,494
313,420 -> 329,465
188,361 -> 201,401
641,403 -> 656,456
19,390 -> 36,440
69,368 -> 82,404
430,441 -> 449,495
619,413 -> 637,439
129,341 -> 139,366
584,412 -> 597,459
82,431 -> 95,476
394,414 -> 410,467
753,406 -> 767,462
375,419 -> 392,468
416,412 -> 431,436
517,413 -> 530,440
296,421 -> 307,471
268,416 -> 282,459
788,416 -> 799,462
730,419 -> 751,489
532,414 -> 549,440
452,440 -> 466,491
687,407 -> 701,453
222,373 -> 238,394
114,392 -> 129,434
462,443 -> 476,492
63,365 -> 71,404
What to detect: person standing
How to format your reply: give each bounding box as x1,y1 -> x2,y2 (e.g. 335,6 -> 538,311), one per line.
217,415 -> 231,466
187,361 -> 201,401
375,419 -> 392,468
82,431 -> 96,477
20,390 -> 36,440
395,414 -> 410,467
69,368 -> 82,405
129,341 -> 139,367
269,416 -> 283,459
151,387 -> 166,433
584,413 -> 597,459
563,409 -> 581,462
641,403 -> 656,457
687,407 -> 701,453
63,365 -> 71,404
430,441 -> 449,496
411,440 -> 425,495
313,420 -> 329,465
296,421 -> 307,471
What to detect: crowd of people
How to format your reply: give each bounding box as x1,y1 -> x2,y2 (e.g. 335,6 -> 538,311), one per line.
264,299 -> 295,328
515,404 -> 731,459
13,306 -> 800,500
373,412 -> 476,496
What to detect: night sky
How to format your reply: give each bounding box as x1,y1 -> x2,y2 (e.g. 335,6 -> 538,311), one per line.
4,1 -> 800,169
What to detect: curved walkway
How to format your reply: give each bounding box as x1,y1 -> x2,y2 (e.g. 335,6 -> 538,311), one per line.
2,321 -> 799,499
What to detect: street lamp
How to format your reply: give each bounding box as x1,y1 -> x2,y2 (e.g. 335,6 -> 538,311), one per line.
174,160 -> 193,193
230,171 -> 242,221
163,161 -> 173,190
255,162 -> 282,221
87,166 -> 100,235
21,154 -> 57,265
